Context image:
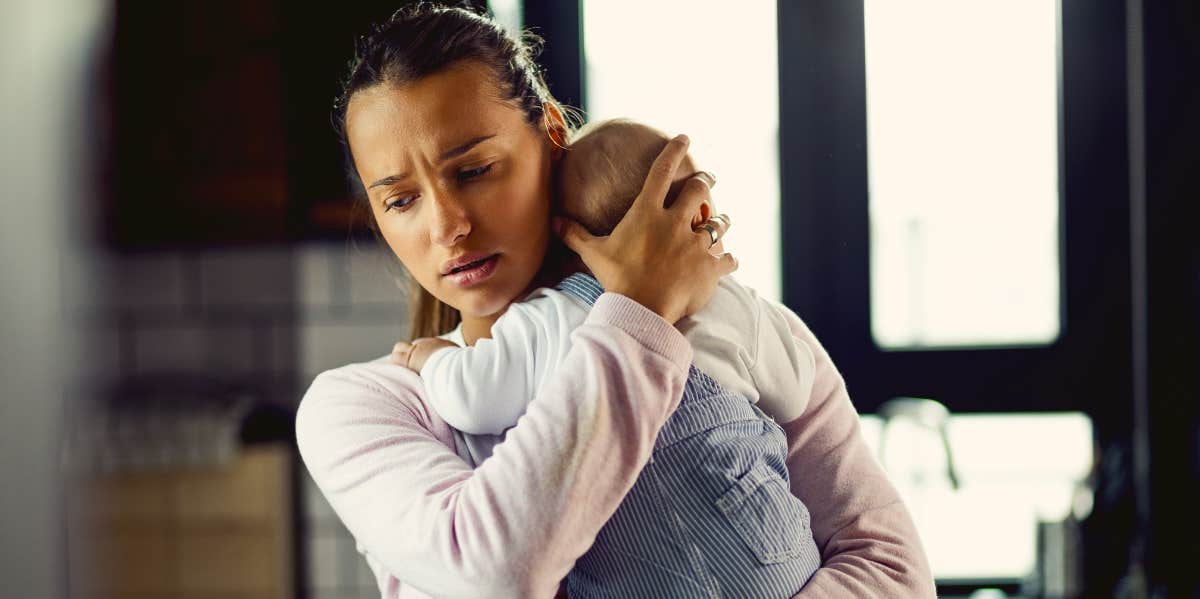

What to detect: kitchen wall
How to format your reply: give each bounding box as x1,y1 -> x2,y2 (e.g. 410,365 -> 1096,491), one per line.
73,240 -> 410,599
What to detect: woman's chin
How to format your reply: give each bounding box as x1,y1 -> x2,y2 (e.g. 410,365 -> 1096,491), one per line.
449,287 -> 518,322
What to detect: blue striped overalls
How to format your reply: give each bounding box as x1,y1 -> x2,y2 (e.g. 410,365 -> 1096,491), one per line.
557,273 -> 822,599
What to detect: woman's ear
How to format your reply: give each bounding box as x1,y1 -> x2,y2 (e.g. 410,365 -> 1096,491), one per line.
542,102 -> 568,152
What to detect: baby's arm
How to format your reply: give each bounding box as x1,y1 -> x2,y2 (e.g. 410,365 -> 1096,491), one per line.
392,337 -> 457,371
395,299 -> 555,436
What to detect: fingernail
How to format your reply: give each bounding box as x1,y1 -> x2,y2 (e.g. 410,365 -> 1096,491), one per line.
550,217 -> 564,236
675,133 -> 690,145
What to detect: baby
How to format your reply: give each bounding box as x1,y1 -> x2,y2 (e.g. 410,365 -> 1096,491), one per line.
395,119 -> 822,598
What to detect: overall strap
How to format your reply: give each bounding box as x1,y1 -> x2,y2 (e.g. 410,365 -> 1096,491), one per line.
554,272 -> 604,307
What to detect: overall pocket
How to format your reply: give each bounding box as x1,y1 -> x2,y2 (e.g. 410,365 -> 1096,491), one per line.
715,462 -> 813,564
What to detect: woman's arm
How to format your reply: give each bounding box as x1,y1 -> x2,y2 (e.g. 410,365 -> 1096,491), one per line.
769,303 -> 937,599
296,293 -> 692,599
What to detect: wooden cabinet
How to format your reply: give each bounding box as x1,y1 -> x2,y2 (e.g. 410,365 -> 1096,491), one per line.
106,0 -> 400,247
67,444 -> 295,599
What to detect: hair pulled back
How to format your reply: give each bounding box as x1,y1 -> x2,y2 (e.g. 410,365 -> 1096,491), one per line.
333,2 -> 576,339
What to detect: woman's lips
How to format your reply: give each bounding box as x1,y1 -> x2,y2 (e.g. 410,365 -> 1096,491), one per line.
443,254 -> 499,287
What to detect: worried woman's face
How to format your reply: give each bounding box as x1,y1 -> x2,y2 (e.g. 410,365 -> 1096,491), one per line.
345,62 -> 557,322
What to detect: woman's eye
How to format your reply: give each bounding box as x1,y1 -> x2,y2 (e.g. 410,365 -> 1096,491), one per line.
384,195 -> 416,213
458,163 -> 494,180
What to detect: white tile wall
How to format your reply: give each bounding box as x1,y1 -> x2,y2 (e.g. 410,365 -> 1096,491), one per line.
198,247 -> 296,308
86,241 -> 411,599
132,323 -> 208,374
105,251 -> 189,312
297,244 -> 340,309
202,322 -> 260,375
298,320 -> 406,379
296,241 -> 408,380
80,321 -> 123,387
341,243 -> 408,306
307,534 -> 342,592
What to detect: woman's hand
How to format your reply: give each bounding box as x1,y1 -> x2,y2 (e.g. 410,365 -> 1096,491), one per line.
552,134 -> 737,323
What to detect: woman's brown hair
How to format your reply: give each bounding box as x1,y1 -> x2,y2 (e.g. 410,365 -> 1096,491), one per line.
332,2 -> 580,339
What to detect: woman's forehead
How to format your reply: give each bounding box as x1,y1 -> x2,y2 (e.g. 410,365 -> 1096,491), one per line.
346,64 -> 526,155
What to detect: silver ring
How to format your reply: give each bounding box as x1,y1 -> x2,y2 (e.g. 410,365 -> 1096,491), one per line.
700,222 -> 719,248
709,214 -> 731,230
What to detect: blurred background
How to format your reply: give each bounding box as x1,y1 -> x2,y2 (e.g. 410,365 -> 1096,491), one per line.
2,0 -> 1196,597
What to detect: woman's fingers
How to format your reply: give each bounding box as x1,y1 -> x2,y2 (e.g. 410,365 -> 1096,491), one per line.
713,251 -> 739,276
633,134 -> 691,213
693,212 -> 732,250
672,172 -> 715,221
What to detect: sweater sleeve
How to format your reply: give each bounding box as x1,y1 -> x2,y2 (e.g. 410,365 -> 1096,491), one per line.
295,293 -> 692,599
768,303 -> 938,599
419,299 -> 554,435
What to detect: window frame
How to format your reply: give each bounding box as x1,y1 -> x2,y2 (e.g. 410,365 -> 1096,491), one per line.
777,0 -> 1133,416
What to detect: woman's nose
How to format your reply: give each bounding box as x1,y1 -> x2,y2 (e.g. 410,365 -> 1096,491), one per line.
428,191 -> 472,247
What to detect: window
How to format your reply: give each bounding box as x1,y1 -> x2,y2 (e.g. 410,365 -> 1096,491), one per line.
860,411 -> 1093,581
582,0 -> 782,300
487,0 -> 522,35
864,0 -> 1062,348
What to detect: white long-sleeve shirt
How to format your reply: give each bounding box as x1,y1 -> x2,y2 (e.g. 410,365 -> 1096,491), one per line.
421,274 -> 818,441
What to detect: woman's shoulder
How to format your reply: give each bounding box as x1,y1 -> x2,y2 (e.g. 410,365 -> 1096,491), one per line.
296,356 -> 458,451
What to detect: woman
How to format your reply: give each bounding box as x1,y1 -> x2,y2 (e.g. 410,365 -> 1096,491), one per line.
295,4 -> 935,598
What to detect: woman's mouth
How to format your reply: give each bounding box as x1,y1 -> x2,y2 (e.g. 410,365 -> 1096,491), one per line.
443,254 -> 500,287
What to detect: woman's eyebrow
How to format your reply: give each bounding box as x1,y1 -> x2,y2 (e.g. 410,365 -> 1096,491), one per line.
440,134 -> 495,160
369,135 -> 497,189
369,174 -> 409,189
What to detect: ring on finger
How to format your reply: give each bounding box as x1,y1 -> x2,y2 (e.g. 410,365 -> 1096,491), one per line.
708,213 -> 731,231
698,222 -> 719,248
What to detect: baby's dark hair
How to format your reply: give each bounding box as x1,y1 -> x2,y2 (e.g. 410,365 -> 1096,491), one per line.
558,119 -> 678,236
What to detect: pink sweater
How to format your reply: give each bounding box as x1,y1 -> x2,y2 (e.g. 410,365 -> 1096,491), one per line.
296,293 -> 935,598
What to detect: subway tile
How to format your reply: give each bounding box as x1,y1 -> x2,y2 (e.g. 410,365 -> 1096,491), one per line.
307,533 -> 341,590
59,248 -> 108,318
296,243 -> 339,309
355,553 -> 378,591
132,323 -> 207,374
203,322 -> 258,374
302,473 -> 335,524
101,251 -> 188,313
342,243 -> 409,307
198,247 -> 296,309
265,320 -> 298,376
336,525 -> 364,592
76,321 -> 124,387
299,321 -> 405,379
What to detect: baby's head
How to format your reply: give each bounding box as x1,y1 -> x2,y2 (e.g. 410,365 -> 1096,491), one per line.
557,119 -> 708,237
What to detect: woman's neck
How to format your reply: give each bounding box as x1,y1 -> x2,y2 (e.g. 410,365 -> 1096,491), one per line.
457,248 -> 587,347
460,313 -> 499,347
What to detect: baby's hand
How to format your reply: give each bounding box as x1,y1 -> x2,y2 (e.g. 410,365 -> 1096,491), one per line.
391,337 -> 457,372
